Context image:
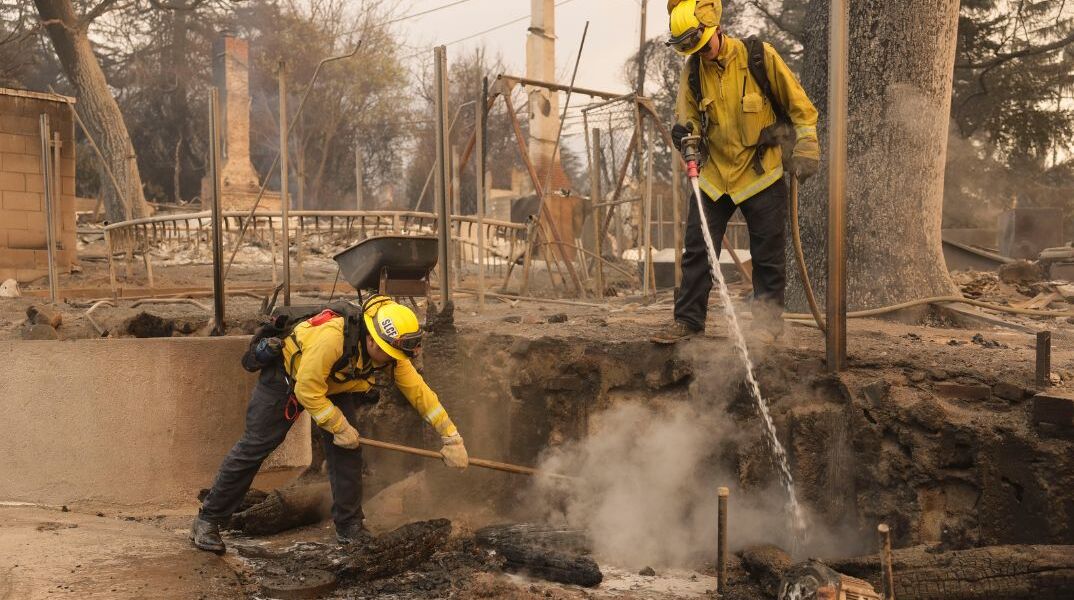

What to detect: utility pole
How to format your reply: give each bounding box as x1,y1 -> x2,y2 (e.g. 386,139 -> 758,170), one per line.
636,0 -> 648,97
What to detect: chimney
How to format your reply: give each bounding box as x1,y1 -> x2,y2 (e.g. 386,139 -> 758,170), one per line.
212,33 -> 260,192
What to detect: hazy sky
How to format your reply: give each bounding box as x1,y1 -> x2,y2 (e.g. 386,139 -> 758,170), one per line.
399,0 -> 672,146
402,0 -> 668,93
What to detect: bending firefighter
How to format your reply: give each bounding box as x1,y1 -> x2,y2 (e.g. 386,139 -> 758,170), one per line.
653,0 -> 820,344
192,295 -> 469,553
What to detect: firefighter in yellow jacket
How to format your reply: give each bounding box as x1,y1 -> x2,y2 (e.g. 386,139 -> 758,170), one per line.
653,0 -> 820,343
192,295 -> 468,553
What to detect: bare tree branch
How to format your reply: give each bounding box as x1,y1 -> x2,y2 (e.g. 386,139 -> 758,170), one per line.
146,0 -> 209,12
748,0 -> 802,38
80,0 -> 123,25
956,29 -> 1074,70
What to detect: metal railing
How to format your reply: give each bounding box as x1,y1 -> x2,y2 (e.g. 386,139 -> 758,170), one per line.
102,209 -> 527,291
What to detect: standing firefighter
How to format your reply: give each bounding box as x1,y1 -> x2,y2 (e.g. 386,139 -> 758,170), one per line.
191,295 -> 469,553
652,0 -> 820,344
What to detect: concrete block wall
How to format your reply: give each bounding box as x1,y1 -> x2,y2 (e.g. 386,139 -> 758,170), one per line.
0,88 -> 78,283
0,336 -> 311,507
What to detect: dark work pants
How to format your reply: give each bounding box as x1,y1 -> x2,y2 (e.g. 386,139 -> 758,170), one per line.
199,366 -> 365,531
674,178 -> 787,331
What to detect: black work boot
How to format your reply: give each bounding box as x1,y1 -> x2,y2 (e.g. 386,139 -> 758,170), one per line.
650,320 -> 702,344
336,522 -> 373,545
191,516 -> 226,555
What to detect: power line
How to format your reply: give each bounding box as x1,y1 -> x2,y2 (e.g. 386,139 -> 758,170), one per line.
441,0 -> 576,47
386,0 -> 476,26
343,0 -> 477,38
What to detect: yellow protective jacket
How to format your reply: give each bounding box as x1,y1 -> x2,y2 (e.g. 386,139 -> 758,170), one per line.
281,311 -> 458,438
676,35 -> 819,204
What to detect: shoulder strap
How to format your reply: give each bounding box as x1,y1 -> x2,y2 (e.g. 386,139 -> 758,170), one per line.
687,54 -> 703,107
325,301 -> 370,381
744,36 -> 789,124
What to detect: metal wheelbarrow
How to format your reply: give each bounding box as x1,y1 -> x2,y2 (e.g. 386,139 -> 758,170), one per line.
332,235 -> 438,296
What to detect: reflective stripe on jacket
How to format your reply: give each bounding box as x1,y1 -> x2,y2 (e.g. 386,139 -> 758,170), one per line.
281,316 -> 458,437
676,35 -> 819,204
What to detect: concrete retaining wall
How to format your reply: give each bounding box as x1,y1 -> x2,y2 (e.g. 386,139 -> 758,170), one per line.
0,336 -> 310,507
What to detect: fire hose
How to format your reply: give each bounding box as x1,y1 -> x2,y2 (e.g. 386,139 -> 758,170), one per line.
784,175 -> 1074,325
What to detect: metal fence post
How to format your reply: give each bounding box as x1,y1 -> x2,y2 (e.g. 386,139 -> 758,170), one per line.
826,0 -> 849,372
37,114 -> 58,303
433,46 -> 451,306
209,90 -> 226,334
278,60 -> 291,307
476,77 -> 488,309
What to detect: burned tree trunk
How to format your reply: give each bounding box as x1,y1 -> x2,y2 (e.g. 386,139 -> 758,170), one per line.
827,544 -> 1074,600
33,0 -> 151,222
787,0 -> 960,312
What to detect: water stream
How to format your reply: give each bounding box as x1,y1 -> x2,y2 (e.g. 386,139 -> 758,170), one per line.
689,178 -> 806,545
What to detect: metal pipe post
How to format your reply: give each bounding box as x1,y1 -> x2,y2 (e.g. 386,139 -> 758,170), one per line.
672,151 -> 683,287
643,123 -> 654,298
451,146 -> 461,289
37,115 -> 58,303
717,486 -> 729,592
433,46 -> 451,306
475,78 -> 487,309
826,0 -> 849,372
52,132 -> 61,256
657,193 -> 665,250
1036,330 -> 1052,387
878,523 -> 896,600
355,142 -> 364,211
295,148 -> 305,281
209,90 -> 226,334
278,60 -> 291,306
590,128 -> 604,299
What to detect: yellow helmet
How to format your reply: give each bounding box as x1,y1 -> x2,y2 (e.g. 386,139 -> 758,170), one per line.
667,0 -> 721,56
363,295 -> 423,360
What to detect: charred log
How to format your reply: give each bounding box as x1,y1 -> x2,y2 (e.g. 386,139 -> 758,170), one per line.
741,544 -> 793,597
475,523 -> 602,587
231,482 -> 331,536
197,487 -> 268,515
827,544 -> 1074,600
339,519 -> 453,581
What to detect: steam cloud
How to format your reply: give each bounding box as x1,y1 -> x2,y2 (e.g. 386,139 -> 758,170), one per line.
531,341 -> 861,569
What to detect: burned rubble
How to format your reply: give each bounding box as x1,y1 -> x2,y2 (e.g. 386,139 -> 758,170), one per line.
3,0 -> 1074,598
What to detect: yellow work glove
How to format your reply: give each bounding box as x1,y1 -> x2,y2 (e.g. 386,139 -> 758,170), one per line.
332,421 -> 361,450
440,434 -> 469,469
791,138 -> 820,181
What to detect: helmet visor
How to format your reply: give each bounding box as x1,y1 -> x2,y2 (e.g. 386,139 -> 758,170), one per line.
373,317 -> 424,358
666,26 -> 705,54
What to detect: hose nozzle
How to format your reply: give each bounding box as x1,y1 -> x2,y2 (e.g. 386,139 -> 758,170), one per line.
681,134 -> 702,178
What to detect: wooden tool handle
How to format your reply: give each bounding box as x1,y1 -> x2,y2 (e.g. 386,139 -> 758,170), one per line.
358,437 -> 574,481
